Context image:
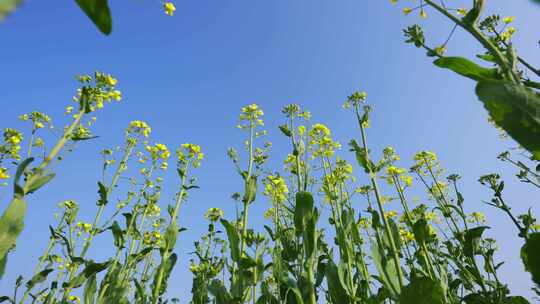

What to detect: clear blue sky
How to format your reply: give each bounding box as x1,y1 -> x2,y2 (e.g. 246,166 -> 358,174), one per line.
1,0 -> 539,301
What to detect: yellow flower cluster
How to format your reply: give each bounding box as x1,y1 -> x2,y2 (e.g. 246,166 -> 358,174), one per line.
146,143 -> 171,162
74,72 -> 122,112
164,2 -> 176,16
500,26 -> 516,42
143,230 -> 163,246
177,143 -> 204,168
263,175 -> 289,203
309,123 -> 340,158
2,128 -> 23,160
399,227 -> 415,243
412,150 -> 438,172
383,165 -> 413,187
127,120 -> 151,138
238,104 -> 264,129
205,207 -> 225,222
468,211 -> 487,224
76,222 -> 92,234
19,111 -> 52,130
146,202 -> 161,217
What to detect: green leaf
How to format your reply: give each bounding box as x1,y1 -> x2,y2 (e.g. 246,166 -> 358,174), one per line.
279,125 -> 292,137
25,173 -> 55,194
0,0 -> 21,21
75,0 -> 112,35
464,226 -> 489,257
476,80 -> 540,160
0,198 -> 27,278
399,276 -> 445,304
294,191 -> 314,236
26,268 -> 54,290
83,274 -> 97,304
413,219 -> 430,244
521,232 -> 540,286
208,280 -> 233,304
71,260 -> 111,288
434,57 -> 499,81
242,176 -> 257,204
220,219 -> 241,263
110,221 -> 124,249
325,260 -> 350,304
371,240 -> 400,299
97,181 -> 108,205
153,253 -> 177,296
504,296 -> 530,304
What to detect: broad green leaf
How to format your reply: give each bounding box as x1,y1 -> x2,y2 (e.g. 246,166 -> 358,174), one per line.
370,240 -> 400,299
434,57 -> 499,81
399,276 -> 445,304
26,268 -> 53,290
0,0 -> 21,21
221,219 -> 240,263
0,197 -> 27,277
476,80 -> 540,160
325,260 -> 350,304
75,0 -> 112,35
464,226 -> 489,257
294,191 -> 314,236
83,274 -> 97,304
153,253 -> 177,296
521,233 -> 540,286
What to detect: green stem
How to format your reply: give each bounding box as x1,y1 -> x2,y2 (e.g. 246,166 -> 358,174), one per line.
355,105 -> 404,289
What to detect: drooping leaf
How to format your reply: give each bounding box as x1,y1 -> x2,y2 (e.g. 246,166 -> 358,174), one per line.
0,198 -> 27,277
464,226 -> 490,257
70,260 -> 111,288
25,172 -> 55,194
399,276 -> 445,304
26,268 -> 54,290
434,57 -> 499,81
476,80 -> 540,160
75,0 -> 112,35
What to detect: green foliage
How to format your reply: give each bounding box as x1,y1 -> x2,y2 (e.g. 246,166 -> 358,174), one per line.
434,57 -> 499,81
521,233 -> 540,286
399,276 -> 445,304
0,198 -> 27,278
476,80 -> 540,160
74,0 -> 112,35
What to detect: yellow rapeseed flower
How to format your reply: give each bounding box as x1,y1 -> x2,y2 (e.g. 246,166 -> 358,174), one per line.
0,167 -> 10,179
503,16 -> 515,24
164,2 -> 176,16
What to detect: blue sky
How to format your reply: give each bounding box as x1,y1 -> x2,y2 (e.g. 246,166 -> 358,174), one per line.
1,0 -> 539,301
